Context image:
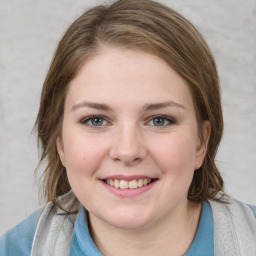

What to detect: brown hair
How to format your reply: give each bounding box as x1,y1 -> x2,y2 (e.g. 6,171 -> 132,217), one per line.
36,0 -> 224,211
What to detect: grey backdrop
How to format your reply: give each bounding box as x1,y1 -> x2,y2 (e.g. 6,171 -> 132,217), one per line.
0,0 -> 255,236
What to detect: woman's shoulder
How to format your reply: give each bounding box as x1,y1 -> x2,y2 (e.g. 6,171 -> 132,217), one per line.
0,197 -> 78,256
247,204 -> 256,218
0,208 -> 42,256
208,195 -> 256,255
209,195 -> 256,220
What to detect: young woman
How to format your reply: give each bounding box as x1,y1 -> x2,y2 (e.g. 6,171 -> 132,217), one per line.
1,0 -> 256,255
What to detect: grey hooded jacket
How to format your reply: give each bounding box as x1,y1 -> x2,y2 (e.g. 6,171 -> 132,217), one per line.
31,196 -> 256,256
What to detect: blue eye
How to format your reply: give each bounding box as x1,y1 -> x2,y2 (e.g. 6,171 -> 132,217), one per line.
82,116 -> 107,126
149,116 -> 175,126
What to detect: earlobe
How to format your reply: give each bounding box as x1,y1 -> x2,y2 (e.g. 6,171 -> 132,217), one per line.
195,121 -> 211,170
56,136 -> 66,167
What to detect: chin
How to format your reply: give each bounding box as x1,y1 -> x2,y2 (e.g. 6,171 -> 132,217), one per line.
103,208 -> 154,230
109,218 -> 152,230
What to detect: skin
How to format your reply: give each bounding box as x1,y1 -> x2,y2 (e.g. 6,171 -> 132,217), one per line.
57,46 -> 211,255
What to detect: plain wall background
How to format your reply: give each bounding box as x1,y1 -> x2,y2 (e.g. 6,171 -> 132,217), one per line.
0,0 -> 255,236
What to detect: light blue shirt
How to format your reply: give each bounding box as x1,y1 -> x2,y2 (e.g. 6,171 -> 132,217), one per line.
0,202 -> 213,255
184,202 -> 213,256
70,201 -> 213,255
0,209 -> 41,256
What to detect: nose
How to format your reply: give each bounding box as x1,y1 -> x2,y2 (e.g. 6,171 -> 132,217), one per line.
109,125 -> 147,165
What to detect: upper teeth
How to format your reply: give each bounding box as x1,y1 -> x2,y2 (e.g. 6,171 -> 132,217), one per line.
106,178 -> 151,189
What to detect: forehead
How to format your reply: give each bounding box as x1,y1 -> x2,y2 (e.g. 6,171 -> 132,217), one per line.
66,46 -> 194,110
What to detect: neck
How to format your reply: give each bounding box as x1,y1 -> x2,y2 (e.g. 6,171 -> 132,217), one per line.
88,200 -> 202,256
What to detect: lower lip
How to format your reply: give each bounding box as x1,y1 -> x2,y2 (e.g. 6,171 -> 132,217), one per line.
101,180 -> 157,198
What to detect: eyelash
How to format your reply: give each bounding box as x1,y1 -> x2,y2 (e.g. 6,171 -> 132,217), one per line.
147,115 -> 176,127
80,115 -> 176,128
80,115 -> 109,127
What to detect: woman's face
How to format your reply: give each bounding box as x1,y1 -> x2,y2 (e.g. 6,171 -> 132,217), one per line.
57,47 -> 209,230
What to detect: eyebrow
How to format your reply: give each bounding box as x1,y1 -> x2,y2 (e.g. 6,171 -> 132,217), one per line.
71,102 -> 112,112
71,101 -> 186,112
142,101 -> 186,111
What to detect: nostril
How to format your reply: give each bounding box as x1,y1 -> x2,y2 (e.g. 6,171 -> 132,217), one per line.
109,137 -> 147,164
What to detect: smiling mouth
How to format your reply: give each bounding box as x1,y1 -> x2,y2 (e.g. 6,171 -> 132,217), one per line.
103,178 -> 154,189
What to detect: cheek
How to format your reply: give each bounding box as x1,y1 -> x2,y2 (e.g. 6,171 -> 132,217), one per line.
63,133 -> 108,176
149,132 -> 197,174
146,132 -> 198,210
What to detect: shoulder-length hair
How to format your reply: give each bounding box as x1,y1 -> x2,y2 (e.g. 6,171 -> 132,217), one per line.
36,0 -> 224,212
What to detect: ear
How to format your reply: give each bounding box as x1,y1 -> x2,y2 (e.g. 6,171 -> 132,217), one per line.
56,136 -> 66,167
195,121 -> 211,170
